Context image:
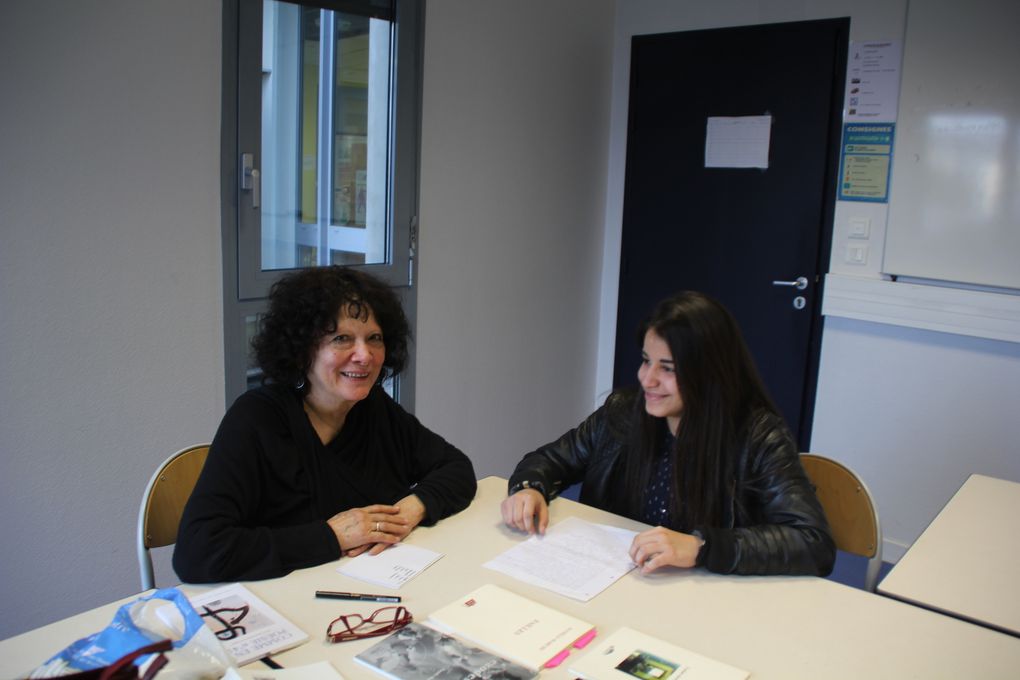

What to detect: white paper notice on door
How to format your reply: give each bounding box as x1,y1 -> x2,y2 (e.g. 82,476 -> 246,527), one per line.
705,115 -> 771,168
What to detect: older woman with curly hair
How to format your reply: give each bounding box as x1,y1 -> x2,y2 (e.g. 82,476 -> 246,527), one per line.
174,267 -> 476,583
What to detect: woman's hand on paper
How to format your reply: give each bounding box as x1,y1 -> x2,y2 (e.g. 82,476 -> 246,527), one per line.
501,489 -> 549,535
629,526 -> 703,574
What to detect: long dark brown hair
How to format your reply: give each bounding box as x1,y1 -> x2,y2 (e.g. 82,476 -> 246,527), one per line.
622,291 -> 779,529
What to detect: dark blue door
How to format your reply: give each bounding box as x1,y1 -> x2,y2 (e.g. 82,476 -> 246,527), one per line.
614,18 -> 849,445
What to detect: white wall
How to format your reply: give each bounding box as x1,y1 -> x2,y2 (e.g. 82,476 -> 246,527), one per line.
812,317 -> 1020,554
416,0 -> 616,476
0,1 -> 224,638
600,0 -> 1020,562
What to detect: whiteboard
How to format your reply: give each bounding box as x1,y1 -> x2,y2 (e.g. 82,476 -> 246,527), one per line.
883,0 -> 1020,289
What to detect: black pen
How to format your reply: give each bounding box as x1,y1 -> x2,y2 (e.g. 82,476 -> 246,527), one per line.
315,590 -> 401,603
260,656 -> 283,669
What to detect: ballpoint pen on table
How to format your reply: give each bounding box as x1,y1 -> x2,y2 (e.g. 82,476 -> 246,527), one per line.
315,590 -> 401,603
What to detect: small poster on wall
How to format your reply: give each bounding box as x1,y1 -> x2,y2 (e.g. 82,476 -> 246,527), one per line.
844,40 -> 901,122
838,122 -> 895,202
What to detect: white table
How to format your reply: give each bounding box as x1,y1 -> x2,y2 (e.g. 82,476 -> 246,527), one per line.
4,476 -> 1020,679
878,473 -> 1020,636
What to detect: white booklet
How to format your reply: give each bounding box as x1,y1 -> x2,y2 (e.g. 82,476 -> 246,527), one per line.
484,516 -> 638,601
187,583 -> 309,666
569,627 -> 749,680
336,543 -> 443,589
427,583 -> 597,672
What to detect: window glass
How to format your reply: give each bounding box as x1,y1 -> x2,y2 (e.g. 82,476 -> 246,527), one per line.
260,1 -> 390,272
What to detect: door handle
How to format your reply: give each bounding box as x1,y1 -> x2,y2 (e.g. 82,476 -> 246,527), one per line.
772,276 -> 808,290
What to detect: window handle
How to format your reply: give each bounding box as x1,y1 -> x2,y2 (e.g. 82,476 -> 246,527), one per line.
241,153 -> 260,209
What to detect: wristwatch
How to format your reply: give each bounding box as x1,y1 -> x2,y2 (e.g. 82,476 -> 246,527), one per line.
509,479 -> 547,500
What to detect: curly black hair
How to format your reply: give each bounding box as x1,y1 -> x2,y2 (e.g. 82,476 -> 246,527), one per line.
252,266 -> 410,393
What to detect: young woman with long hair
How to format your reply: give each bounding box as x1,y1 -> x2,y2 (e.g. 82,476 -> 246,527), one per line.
501,291 -> 834,576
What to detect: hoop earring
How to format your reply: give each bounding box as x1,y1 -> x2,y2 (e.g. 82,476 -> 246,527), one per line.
296,378 -> 306,390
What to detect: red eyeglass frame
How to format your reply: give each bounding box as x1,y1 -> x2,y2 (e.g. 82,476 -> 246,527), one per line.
326,605 -> 413,643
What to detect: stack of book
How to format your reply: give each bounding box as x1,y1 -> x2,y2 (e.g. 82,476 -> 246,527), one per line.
357,584 -> 749,680
357,584 -> 594,679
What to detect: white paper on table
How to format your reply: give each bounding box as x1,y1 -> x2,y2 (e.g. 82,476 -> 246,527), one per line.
223,660 -> 344,679
484,516 -> 638,601
336,543 -> 443,589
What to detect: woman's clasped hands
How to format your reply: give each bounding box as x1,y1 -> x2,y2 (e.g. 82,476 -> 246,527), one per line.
328,494 -> 427,557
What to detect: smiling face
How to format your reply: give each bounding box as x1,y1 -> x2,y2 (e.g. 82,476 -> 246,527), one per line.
305,310 -> 385,411
638,328 -> 684,434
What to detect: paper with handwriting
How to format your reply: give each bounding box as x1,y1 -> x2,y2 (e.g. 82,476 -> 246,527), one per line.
336,543 -> 443,589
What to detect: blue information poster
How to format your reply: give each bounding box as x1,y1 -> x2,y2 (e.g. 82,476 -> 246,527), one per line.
838,123 -> 895,202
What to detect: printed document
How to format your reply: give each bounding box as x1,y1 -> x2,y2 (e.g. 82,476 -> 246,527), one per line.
484,516 -> 637,601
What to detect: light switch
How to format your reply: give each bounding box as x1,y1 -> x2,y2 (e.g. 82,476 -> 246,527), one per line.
848,216 -> 871,239
845,244 -> 869,264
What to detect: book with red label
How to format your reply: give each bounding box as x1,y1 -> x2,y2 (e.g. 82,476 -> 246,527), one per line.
426,583 -> 597,672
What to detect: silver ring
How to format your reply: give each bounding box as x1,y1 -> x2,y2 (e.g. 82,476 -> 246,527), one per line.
375,521 -> 380,532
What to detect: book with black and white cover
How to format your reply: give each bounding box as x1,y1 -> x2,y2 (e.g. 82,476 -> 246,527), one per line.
568,627 -> 749,680
426,584 -> 597,672
188,583 -> 309,666
355,622 -> 538,680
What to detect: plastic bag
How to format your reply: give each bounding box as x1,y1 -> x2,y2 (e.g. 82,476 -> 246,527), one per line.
30,588 -> 233,679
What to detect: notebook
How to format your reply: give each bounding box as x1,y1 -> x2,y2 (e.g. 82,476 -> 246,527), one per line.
426,583 -> 596,671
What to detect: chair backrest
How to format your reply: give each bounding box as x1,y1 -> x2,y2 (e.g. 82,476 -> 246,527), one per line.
800,453 -> 883,591
136,444 -> 209,591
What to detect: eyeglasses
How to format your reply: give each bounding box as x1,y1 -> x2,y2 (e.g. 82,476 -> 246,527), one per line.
326,606 -> 413,643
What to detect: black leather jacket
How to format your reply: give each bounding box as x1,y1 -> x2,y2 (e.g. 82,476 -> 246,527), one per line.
508,391 -> 835,576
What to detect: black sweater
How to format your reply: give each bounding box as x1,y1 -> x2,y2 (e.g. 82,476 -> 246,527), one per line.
173,384 -> 476,583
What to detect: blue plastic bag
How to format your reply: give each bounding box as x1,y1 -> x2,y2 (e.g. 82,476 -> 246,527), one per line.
31,588 -> 232,679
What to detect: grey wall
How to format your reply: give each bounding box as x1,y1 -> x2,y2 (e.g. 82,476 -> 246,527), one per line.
0,0 -> 616,641
2,0 -> 1018,645
415,1 -> 616,475
0,0 -> 224,639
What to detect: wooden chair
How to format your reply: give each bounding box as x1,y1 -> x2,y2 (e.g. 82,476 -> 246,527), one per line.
136,444 -> 210,591
800,453 -> 883,592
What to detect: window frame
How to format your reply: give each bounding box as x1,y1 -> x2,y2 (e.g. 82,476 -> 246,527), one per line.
220,0 -> 422,406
